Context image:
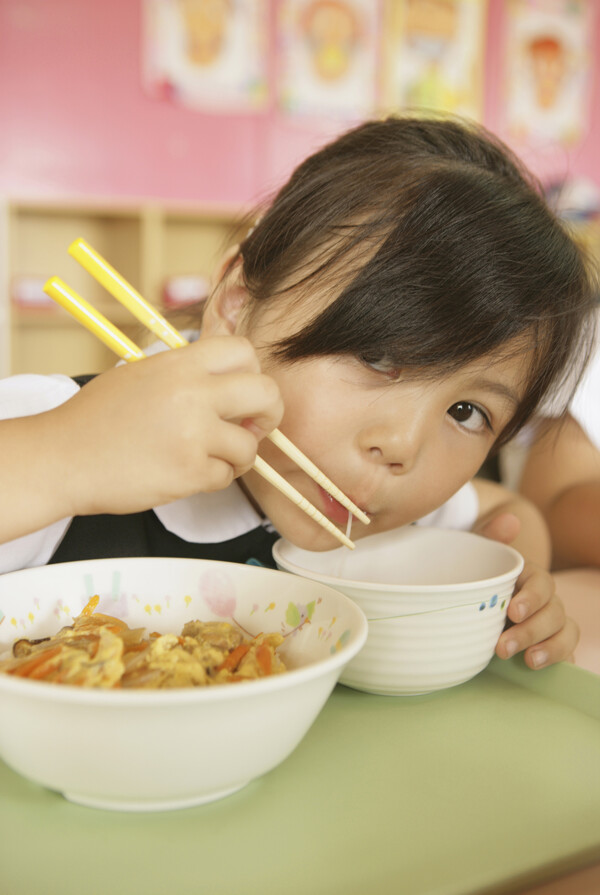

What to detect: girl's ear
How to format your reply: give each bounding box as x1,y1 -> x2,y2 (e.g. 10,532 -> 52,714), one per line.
210,242 -> 241,288
202,254 -> 249,336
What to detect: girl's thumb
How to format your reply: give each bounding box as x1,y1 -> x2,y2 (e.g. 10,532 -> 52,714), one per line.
475,512 -> 521,545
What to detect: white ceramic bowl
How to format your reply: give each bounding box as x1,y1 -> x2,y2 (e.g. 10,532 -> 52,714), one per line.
0,557 -> 367,811
273,527 -> 524,696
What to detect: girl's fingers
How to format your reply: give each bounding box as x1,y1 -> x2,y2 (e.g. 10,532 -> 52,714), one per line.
522,616 -> 580,669
210,371 -> 283,432
475,511 -> 521,545
184,339 -> 284,435
497,593 -> 567,660
506,564 -> 552,624
209,422 -> 266,477
200,456 -> 237,493
191,335 -> 261,375
181,424 -> 263,494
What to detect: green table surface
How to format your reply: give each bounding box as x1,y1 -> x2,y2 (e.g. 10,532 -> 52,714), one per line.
1,656 -> 599,895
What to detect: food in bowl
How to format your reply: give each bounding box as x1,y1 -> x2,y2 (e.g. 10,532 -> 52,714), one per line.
0,557 -> 368,811
0,595 -> 286,688
273,526 -> 524,697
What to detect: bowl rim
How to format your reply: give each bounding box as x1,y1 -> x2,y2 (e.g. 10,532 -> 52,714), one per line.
272,535 -> 525,595
0,558 -> 369,706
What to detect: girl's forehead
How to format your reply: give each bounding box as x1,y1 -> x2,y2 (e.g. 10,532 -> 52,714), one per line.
451,338 -> 534,394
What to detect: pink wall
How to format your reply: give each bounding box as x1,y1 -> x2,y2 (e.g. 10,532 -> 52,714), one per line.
1,0 -> 598,207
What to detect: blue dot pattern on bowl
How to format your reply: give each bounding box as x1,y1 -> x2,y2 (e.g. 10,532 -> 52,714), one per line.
479,594 -> 501,611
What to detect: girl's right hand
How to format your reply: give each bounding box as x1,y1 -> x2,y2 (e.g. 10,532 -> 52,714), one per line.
43,336 -> 284,518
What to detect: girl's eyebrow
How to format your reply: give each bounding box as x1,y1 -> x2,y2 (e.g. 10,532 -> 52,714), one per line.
471,378 -> 520,407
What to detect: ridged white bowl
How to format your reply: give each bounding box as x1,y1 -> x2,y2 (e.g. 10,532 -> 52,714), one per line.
273,527 -> 524,696
0,557 -> 368,811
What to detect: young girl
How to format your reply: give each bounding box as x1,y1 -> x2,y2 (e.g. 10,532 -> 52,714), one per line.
0,116 -> 596,673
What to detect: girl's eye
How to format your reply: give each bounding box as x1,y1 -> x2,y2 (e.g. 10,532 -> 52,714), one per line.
448,401 -> 491,433
360,356 -> 402,380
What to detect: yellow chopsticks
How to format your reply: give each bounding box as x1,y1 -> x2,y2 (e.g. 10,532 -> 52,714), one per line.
68,238 -> 187,351
44,239 -> 371,549
43,279 -> 146,362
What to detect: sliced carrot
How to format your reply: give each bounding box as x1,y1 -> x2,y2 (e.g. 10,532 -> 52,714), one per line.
8,646 -> 63,678
216,642 -> 250,672
29,656 -> 63,680
256,643 -> 272,676
81,595 -> 100,616
123,642 -> 150,654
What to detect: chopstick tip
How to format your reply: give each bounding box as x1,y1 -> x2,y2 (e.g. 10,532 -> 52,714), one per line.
43,275 -> 64,296
68,237 -> 87,257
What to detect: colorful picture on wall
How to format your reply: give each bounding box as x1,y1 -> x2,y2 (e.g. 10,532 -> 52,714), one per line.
277,0 -> 380,119
381,0 -> 487,120
504,0 -> 592,145
143,0 -> 268,112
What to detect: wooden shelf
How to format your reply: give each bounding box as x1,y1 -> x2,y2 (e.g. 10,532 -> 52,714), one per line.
1,199 -> 244,377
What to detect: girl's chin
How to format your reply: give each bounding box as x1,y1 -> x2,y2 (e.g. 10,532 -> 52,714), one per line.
271,516 -> 348,552
272,514 -> 374,553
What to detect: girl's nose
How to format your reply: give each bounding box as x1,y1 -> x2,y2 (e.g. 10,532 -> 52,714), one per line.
359,422 -> 422,474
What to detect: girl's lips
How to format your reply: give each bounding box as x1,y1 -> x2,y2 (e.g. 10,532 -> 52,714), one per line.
318,486 -> 352,526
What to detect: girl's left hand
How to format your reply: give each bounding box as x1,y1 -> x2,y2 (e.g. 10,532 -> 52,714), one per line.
495,563 -> 579,669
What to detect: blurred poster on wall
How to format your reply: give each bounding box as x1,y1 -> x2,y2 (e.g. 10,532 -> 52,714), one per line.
504,0 -> 592,145
381,0 -> 487,120
143,0 -> 268,112
277,0 -> 380,119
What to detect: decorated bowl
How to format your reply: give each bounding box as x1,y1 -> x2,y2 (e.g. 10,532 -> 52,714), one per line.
0,556 -> 367,811
273,527 -> 524,696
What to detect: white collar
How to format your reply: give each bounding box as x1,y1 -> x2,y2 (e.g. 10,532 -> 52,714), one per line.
154,480 -> 266,543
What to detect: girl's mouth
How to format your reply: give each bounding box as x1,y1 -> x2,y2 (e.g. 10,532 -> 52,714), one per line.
318,485 -> 352,526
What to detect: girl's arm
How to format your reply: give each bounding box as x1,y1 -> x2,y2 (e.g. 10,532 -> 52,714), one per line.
0,336 -> 283,545
1,411 -> 74,544
471,477 -> 577,670
519,415 -> 600,570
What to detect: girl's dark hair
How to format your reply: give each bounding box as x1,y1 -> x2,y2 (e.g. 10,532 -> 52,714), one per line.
233,115 -> 597,447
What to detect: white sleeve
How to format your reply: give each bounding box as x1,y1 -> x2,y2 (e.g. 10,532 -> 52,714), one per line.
0,373 -> 79,419
0,374 -> 79,573
568,344 -> 600,451
538,307 -> 600,450
415,482 -> 479,531
499,310 -> 600,483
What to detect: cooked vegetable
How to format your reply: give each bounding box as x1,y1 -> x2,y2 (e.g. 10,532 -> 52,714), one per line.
0,597 -> 286,689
